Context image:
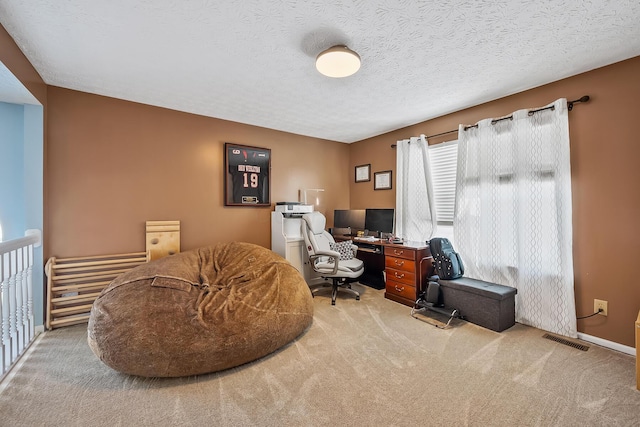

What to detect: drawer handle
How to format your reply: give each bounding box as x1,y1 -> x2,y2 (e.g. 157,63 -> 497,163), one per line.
394,285 -> 405,292
394,259 -> 405,266
393,249 -> 404,256
394,272 -> 405,279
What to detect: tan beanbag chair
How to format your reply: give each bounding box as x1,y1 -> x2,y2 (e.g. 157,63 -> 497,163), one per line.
87,242 -> 313,377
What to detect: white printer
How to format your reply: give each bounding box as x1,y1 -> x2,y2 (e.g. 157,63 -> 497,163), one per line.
274,202 -> 313,217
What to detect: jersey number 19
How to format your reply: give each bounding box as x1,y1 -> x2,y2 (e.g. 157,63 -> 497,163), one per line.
243,172 -> 258,188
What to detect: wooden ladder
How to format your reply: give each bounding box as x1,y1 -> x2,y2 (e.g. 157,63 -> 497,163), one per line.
45,252 -> 148,330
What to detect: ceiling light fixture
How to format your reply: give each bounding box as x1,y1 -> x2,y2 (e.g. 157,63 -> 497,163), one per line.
315,45 -> 361,78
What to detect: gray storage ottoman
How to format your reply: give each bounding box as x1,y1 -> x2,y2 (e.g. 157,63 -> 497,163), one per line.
439,277 -> 517,332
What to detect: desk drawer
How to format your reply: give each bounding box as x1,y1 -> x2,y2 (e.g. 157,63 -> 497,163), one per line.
384,246 -> 415,260
385,279 -> 416,301
385,256 -> 415,273
385,267 -> 415,285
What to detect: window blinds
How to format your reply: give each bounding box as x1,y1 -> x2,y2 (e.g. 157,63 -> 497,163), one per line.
428,140 -> 458,224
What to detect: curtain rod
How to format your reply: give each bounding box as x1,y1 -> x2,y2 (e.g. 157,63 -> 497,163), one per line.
390,95 -> 589,148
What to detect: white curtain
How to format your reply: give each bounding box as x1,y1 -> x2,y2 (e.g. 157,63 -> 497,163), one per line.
395,135 -> 437,242
454,98 -> 576,337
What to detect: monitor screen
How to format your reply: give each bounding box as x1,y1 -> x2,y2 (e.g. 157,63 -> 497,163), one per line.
333,209 -> 365,232
364,208 -> 395,235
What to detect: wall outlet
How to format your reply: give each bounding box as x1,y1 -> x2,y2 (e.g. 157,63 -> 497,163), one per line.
594,299 -> 608,316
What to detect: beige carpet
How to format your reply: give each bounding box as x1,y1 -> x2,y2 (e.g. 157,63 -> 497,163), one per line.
1,285 -> 638,426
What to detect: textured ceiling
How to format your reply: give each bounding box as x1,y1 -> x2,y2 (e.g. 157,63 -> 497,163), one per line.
1,0 -> 640,143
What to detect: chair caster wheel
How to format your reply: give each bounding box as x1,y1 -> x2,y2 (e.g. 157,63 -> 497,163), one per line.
356,296 -> 360,301
331,301 -> 336,306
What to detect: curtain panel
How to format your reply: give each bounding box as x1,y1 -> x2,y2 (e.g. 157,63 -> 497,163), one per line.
454,98 -> 576,337
395,135 -> 437,242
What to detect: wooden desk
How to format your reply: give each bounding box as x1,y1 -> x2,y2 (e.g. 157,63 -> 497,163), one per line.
334,235 -> 386,289
352,238 -> 433,306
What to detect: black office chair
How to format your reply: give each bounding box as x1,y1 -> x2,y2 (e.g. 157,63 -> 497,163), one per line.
301,212 -> 364,305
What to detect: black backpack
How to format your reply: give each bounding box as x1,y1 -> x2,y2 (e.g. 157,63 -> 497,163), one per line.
429,238 -> 464,280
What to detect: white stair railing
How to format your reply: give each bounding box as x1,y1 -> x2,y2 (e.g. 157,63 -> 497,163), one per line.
0,229 -> 41,377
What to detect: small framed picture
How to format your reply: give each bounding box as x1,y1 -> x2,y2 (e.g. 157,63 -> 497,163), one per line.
374,170 -> 392,190
355,164 -> 371,183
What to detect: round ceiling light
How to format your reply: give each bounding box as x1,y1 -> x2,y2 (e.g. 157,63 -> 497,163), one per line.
315,45 -> 361,78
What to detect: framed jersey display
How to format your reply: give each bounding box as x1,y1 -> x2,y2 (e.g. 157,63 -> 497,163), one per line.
224,143 -> 271,206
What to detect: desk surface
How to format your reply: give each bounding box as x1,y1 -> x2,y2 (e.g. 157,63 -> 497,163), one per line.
352,237 -> 429,250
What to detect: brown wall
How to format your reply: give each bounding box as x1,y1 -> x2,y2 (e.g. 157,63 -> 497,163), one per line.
46,87 -> 350,258
350,56 -> 640,348
349,137 -> 397,209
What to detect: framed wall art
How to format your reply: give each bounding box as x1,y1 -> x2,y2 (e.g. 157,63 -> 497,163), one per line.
374,170 -> 392,190
355,164 -> 371,183
224,143 -> 271,206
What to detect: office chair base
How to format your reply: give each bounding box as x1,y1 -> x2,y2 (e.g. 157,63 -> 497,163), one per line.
310,278 -> 360,305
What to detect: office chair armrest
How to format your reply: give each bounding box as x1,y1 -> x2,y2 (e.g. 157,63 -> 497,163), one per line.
309,251 -> 340,275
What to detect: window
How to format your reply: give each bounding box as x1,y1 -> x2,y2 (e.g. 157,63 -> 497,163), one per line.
427,139 -> 458,244
428,140 -> 458,225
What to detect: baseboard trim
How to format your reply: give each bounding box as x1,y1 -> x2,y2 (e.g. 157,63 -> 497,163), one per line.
577,332 -> 636,356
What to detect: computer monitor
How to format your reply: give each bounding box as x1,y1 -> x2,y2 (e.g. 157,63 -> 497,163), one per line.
364,208 -> 395,236
333,209 -> 365,234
